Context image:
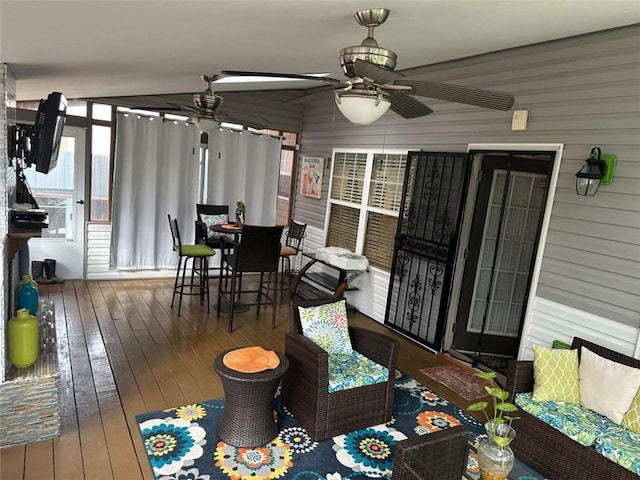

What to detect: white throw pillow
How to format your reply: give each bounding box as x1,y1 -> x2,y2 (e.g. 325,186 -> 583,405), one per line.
579,346 -> 640,424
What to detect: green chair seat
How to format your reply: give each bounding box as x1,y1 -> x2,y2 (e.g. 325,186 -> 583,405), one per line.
168,214 -> 214,316
178,244 -> 215,257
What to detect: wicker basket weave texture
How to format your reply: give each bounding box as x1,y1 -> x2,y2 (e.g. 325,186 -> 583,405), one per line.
505,337 -> 640,480
214,348 -> 289,447
281,297 -> 399,441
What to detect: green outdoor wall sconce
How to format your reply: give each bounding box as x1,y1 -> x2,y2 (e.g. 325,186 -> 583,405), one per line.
575,147 -> 616,196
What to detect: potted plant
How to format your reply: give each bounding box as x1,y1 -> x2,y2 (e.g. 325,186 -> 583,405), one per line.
467,371 -> 519,480
235,200 -> 246,225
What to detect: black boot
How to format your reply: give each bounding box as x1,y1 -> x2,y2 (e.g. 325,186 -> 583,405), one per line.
43,258 -> 63,284
31,260 -> 55,284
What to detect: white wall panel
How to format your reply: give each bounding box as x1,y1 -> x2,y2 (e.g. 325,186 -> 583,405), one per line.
521,296 -> 640,360
86,223 -> 111,276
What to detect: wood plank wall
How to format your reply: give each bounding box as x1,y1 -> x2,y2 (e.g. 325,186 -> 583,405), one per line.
292,25 -> 640,330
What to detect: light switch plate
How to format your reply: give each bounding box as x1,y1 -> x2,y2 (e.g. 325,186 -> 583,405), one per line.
511,110 -> 528,130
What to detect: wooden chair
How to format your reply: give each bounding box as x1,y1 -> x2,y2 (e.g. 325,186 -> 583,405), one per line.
281,297 -> 399,441
216,225 -> 284,331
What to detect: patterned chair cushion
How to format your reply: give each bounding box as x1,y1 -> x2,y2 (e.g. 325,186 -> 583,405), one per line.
298,300 -> 352,354
200,213 -> 228,239
327,351 -> 389,393
516,392 -> 608,446
516,392 -> 640,475
595,426 -> 640,475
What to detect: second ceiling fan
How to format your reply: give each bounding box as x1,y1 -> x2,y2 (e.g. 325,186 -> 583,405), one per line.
179,74 -> 271,131
223,8 -> 515,125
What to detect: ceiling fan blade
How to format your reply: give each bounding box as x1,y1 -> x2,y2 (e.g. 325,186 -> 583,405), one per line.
353,59 -> 402,85
388,92 -> 433,119
221,70 -> 343,86
283,85 -> 338,104
168,102 -> 199,113
395,80 -> 514,111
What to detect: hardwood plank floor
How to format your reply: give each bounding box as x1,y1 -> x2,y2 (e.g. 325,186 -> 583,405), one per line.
1,278 -> 473,480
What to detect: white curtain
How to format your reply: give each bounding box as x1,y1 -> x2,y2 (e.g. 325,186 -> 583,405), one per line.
206,128 -> 281,225
111,113 -> 200,269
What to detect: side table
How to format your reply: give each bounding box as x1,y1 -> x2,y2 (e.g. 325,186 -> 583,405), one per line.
214,348 -> 289,447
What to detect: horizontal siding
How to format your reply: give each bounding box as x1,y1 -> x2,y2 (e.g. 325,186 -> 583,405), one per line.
293,25 -> 640,333
86,223 -> 112,275
522,297 -> 639,360
344,269 -> 391,324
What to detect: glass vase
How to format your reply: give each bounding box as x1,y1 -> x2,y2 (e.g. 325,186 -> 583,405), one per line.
477,422 -> 515,480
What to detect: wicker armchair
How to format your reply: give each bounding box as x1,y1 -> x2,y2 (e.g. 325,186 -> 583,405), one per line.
281,297 -> 399,441
391,426 -> 470,480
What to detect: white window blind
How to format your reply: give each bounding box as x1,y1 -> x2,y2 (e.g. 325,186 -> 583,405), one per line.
327,204 -> 359,252
326,150 -> 407,271
331,152 -> 367,202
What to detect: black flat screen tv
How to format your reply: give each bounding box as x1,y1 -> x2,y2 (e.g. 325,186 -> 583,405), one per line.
28,91 -> 68,174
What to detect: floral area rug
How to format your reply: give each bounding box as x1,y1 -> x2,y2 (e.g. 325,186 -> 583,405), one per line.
135,370 -> 544,480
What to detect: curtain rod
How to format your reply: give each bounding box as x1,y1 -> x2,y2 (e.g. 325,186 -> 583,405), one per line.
120,112 -> 281,139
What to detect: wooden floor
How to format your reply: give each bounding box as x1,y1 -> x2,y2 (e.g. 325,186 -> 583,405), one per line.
0,278 -> 473,480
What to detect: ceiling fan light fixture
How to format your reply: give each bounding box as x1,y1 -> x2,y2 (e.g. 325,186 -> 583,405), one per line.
191,117 -> 220,133
335,91 -> 391,125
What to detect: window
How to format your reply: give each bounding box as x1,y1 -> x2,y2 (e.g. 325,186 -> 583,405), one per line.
326,150 -> 407,271
89,125 -> 111,221
91,103 -> 112,121
23,136 -> 76,239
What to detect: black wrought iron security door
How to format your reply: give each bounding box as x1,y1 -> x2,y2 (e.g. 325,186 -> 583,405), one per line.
384,152 -> 470,350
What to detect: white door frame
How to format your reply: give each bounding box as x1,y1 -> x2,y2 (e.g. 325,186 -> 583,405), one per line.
28,125 -> 86,280
443,143 -> 564,359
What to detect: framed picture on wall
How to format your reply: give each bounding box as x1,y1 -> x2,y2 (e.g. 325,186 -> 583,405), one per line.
300,156 -> 324,199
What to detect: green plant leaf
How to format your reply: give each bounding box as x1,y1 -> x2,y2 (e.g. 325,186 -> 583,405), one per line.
486,386 -> 508,400
474,371 -> 497,380
467,401 -> 488,411
497,403 -> 518,413
492,435 -> 511,448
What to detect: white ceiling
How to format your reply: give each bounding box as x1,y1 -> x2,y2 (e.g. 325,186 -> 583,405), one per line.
2,0 -> 640,102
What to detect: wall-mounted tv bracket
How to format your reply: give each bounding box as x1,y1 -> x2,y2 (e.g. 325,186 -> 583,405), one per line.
8,123 -> 35,165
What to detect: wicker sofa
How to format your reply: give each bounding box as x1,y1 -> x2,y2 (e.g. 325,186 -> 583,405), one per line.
504,337 -> 640,480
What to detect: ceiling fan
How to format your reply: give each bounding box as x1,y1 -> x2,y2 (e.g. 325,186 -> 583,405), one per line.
163,74 -> 271,131
222,8 -> 515,125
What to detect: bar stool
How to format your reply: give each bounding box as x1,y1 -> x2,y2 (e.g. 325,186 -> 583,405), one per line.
278,220 -> 307,294
168,215 -> 215,316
